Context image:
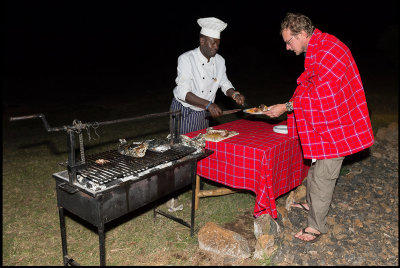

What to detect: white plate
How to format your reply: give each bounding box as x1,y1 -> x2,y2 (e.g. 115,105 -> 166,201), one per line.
273,125 -> 288,134
243,108 -> 265,114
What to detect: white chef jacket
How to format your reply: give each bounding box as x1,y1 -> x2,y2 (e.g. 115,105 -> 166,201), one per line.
173,47 -> 235,111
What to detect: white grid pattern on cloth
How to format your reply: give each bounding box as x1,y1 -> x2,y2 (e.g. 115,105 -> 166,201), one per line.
185,119 -> 309,218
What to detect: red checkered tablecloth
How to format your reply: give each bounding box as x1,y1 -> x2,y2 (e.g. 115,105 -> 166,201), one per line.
185,119 -> 310,218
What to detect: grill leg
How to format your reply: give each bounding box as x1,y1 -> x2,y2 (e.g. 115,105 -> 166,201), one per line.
58,206 -> 68,266
98,224 -> 106,266
191,182 -> 195,237
190,162 -> 196,237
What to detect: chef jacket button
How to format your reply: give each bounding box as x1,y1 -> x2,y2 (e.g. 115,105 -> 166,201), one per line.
202,63 -> 204,66
210,90 -> 211,92
202,91 -> 203,93
203,77 -> 205,79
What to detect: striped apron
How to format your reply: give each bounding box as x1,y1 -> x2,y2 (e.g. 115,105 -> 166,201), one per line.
170,97 -> 209,135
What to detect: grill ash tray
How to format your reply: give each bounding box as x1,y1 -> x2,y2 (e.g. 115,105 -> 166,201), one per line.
77,145 -> 196,187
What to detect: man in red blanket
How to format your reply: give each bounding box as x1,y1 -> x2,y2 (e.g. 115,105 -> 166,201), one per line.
265,13 -> 374,242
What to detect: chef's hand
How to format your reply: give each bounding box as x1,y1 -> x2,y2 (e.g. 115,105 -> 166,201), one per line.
207,103 -> 223,117
233,94 -> 245,106
263,104 -> 287,118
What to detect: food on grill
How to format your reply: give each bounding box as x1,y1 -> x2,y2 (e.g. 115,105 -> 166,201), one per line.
149,144 -> 171,153
244,104 -> 269,114
132,143 -> 148,157
147,139 -> 172,153
95,159 -> 110,165
118,139 -> 149,157
180,134 -> 206,153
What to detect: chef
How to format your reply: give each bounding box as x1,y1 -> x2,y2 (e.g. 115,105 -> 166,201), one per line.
170,17 -> 246,135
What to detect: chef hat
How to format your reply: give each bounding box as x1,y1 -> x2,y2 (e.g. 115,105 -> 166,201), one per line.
197,17 -> 227,39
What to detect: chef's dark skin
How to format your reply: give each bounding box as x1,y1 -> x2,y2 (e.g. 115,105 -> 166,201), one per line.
184,34 -> 245,118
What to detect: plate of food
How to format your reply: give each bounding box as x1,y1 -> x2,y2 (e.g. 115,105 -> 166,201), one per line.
202,127 -> 239,142
243,104 -> 269,114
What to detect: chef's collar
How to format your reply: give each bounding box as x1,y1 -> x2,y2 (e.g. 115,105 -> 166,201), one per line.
197,47 -> 215,64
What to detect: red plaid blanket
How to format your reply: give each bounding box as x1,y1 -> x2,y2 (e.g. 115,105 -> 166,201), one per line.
185,119 -> 310,218
289,29 -> 374,159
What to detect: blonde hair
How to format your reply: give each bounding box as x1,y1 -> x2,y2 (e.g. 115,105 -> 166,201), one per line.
280,13 -> 315,37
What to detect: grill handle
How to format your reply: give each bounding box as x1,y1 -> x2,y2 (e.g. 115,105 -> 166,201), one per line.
9,111 -> 182,133
9,113 -> 65,132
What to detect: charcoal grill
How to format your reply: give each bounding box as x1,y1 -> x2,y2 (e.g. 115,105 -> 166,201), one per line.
10,112 -> 212,266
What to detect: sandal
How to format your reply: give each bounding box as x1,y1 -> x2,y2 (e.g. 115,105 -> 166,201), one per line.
291,202 -> 309,212
295,228 -> 322,243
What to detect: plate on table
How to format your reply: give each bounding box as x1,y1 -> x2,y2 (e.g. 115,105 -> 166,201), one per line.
203,129 -> 239,142
273,125 -> 288,134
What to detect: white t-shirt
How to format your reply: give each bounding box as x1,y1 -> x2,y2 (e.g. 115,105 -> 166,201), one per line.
173,47 -> 234,111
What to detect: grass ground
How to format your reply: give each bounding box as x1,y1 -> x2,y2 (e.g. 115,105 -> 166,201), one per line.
2,96 -> 260,265
2,68 -> 397,265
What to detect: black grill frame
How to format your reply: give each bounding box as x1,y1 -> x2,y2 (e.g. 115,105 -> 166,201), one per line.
51,112 -> 211,266
79,145 -> 196,187
9,111 -> 213,266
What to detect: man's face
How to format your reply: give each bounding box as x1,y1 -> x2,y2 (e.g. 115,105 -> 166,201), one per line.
282,29 -> 307,56
199,36 -> 220,59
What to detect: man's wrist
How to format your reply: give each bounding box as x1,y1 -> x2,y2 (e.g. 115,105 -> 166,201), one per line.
232,91 -> 241,100
285,102 -> 294,112
205,101 -> 213,110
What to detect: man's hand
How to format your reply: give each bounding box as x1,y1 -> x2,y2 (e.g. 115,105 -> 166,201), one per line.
207,103 -> 223,117
227,88 -> 245,106
234,94 -> 245,106
263,104 -> 287,118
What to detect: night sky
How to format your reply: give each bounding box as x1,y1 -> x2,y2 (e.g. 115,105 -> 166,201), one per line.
3,0 -> 398,105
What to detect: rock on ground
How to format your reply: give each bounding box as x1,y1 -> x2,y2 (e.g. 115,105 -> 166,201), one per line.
253,234 -> 277,259
198,222 -> 251,259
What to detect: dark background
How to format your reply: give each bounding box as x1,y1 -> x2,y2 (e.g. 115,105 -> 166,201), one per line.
2,0 -> 398,110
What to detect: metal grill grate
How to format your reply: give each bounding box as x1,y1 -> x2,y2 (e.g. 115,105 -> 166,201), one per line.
77,145 -> 196,185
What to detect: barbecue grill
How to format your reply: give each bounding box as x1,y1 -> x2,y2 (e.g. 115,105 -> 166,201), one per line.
10,111 -> 212,266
